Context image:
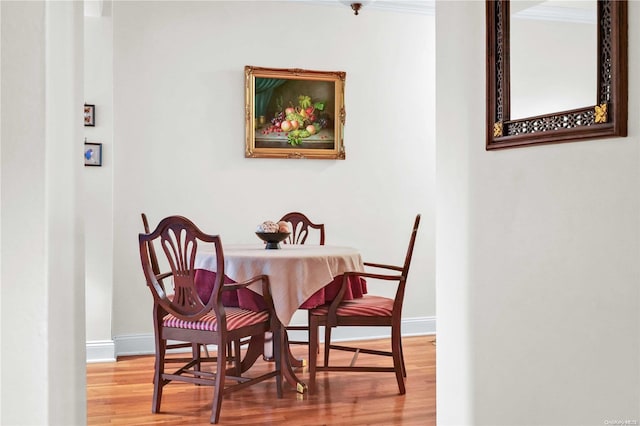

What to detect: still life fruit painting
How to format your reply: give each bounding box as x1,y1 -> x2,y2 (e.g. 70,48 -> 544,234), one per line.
245,66 -> 346,160
263,94 -> 330,146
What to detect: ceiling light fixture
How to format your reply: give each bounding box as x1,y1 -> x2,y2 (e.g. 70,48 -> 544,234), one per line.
340,0 -> 372,16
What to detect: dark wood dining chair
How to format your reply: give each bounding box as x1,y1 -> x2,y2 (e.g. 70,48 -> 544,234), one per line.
308,214 -> 421,394
142,213 -> 230,360
139,215 -> 282,424
280,211 -> 325,246
279,211 -> 326,347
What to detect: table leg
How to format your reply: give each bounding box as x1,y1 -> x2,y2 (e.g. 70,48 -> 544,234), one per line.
286,335 -> 306,368
278,323 -> 307,394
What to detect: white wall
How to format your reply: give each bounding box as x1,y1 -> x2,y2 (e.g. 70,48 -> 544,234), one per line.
1,1 -> 86,424
437,1 -> 640,425
84,1 -> 115,361
83,1 -> 435,353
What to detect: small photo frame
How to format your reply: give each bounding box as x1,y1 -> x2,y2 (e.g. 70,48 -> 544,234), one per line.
84,104 -> 95,126
84,142 -> 102,166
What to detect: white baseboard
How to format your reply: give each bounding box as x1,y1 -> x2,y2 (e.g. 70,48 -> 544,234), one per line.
86,340 -> 116,363
113,333 -> 156,357
86,316 -> 436,362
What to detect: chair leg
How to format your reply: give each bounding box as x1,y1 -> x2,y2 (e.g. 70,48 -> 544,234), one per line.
308,316 -> 319,392
192,343 -> 201,374
323,324 -> 332,367
391,327 -> 406,395
210,340 -> 226,424
307,310 -> 319,354
152,338 -> 166,413
231,339 -> 242,376
227,341 -> 234,364
399,335 -> 407,378
272,327 -> 283,398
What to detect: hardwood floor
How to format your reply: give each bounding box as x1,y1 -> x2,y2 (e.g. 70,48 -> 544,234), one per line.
87,335 -> 435,425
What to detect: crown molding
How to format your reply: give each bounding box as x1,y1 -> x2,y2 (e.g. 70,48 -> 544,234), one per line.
297,0 -> 435,16
370,1 -> 435,15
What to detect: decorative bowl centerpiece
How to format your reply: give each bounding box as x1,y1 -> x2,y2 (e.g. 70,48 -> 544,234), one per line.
256,220 -> 291,249
255,232 -> 290,250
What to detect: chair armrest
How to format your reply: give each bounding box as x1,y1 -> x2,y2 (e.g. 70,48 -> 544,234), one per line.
156,271 -> 173,281
344,270 -> 403,282
363,261 -> 403,272
221,274 -> 268,292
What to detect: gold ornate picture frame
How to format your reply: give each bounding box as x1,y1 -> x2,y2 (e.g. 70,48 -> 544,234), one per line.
245,66 -> 346,159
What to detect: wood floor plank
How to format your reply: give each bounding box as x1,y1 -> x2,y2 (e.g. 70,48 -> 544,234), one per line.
87,335 -> 435,425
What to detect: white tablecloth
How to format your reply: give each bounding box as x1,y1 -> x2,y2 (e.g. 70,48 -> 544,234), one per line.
194,244 -> 364,324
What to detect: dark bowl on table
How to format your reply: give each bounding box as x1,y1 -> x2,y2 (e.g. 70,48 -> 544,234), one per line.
255,232 -> 290,249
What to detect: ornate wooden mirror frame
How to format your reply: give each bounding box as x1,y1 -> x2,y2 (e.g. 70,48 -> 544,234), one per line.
486,0 -> 627,150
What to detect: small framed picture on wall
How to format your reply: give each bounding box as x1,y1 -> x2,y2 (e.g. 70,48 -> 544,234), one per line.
84,142 -> 102,166
84,104 -> 95,126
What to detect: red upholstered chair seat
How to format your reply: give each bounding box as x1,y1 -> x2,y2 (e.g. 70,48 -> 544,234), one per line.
310,295 -> 393,317
163,308 -> 269,332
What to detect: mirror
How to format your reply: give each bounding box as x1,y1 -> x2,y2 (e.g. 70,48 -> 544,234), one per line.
486,0 -> 627,150
510,1 -> 597,118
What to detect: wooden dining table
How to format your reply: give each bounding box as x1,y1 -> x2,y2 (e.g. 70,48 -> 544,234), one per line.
193,243 -> 366,393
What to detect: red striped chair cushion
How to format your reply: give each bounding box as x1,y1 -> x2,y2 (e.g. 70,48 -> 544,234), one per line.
163,307 -> 269,331
311,295 -> 394,317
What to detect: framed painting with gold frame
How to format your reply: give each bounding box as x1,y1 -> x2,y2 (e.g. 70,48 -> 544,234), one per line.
245,66 -> 346,159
